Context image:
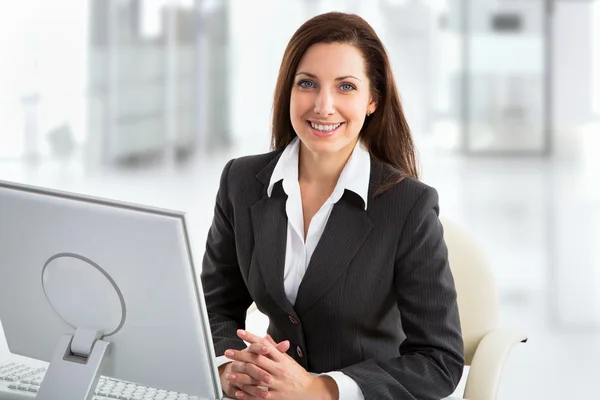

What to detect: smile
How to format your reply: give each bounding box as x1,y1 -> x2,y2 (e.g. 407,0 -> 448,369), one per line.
310,121 -> 342,131
307,121 -> 344,137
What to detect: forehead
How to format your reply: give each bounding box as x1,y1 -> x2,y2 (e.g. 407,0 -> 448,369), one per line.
296,42 -> 367,79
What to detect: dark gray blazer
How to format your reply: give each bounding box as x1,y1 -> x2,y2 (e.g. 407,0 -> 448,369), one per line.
201,150 -> 464,399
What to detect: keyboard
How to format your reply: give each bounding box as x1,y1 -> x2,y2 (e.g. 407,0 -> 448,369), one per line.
0,360 -> 201,400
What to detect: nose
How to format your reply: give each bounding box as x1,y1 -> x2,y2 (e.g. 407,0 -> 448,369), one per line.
314,89 -> 335,116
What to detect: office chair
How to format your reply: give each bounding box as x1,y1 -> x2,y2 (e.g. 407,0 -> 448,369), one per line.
440,217 -> 528,400
245,218 -> 528,400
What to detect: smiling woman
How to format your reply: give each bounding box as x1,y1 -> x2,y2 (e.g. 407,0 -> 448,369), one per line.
201,11 -> 464,400
290,42 -> 375,158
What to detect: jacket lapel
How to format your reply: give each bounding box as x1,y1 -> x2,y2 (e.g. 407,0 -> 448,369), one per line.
250,188 -> 296,314
250,155 -> 385,315
293,160 -> 383,314
250,153 -> 296,314
293,197 -> 374,314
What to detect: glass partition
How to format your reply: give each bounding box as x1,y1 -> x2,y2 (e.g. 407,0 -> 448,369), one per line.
463,0 -> 550,155
0,0 -> 202,168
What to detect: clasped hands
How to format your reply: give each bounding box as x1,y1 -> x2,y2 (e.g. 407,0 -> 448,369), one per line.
219,329 -> 338,400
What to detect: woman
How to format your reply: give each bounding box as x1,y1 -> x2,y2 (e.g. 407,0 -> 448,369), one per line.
201,11 -> 464,400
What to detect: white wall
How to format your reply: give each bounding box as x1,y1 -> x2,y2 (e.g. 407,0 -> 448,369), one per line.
593,1 -> 600,115
227,0 -> 306,152
553,2 -> 595,128
0,0 -> 88,159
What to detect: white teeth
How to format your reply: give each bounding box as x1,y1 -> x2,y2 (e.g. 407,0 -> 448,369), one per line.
310,122 -> 341,132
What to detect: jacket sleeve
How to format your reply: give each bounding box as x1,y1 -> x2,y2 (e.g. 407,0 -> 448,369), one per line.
341,186 -> 465,399
201,158 -> 253,356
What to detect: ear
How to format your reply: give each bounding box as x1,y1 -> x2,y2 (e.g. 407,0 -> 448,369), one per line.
368,93 -> 378,115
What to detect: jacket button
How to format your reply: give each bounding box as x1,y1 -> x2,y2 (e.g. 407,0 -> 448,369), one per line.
296,346 -> 303,358
289,315 -> 298,324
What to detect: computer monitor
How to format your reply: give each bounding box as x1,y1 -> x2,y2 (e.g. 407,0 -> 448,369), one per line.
0,179 -> 223,399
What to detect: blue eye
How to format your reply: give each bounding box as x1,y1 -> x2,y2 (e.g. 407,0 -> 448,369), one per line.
298,80 -> 316,89
339,83 -> 356,92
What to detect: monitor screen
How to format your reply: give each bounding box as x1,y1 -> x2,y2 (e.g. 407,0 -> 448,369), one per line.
0,180 -> 222,399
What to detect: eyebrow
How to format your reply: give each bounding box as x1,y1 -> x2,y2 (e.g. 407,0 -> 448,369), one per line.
295,72 -> 362,82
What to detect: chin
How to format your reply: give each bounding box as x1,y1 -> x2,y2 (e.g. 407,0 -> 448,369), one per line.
301,135 -> 354,155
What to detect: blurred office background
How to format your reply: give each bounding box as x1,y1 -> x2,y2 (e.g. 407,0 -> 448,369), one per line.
0,0 -> 599,398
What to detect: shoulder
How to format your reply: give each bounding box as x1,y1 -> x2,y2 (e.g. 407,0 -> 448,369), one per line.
223,149 -> 283,184
217,149 -> 283,204
375,162 -> 438,202
394,177 -> 438,204
372,163 -> 439,216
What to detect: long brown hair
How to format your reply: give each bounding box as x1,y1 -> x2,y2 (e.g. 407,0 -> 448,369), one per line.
271,12 -> 419,194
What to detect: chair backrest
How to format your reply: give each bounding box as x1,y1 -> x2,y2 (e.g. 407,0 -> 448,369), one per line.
440,217 -> 499,365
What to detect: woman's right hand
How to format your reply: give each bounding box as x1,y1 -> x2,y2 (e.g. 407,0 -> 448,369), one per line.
219,334 -> 290,398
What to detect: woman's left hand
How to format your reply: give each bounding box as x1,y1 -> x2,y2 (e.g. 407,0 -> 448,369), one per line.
224,329 -> 338,400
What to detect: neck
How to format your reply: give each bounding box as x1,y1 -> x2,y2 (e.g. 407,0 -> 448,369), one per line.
298,139 -> 358,187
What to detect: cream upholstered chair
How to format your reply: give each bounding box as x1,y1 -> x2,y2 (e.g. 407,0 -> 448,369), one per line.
440,217 -> 527,400
245,218 -> 527,400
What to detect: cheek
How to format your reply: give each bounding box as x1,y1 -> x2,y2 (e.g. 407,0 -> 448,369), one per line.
290,92 -> 312,118
341,102 -> 368,125
337,93 -> 368,114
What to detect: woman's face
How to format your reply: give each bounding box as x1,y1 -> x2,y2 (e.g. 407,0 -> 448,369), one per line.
290,42 -> 376,157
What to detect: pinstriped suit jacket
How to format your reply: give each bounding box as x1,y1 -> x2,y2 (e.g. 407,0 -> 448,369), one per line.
201,150 -> 464,399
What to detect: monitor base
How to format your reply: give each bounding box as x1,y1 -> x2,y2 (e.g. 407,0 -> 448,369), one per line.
37,334 -> 110,400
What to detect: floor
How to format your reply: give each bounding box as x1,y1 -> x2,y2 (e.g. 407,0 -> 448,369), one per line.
0,127 -> 599,399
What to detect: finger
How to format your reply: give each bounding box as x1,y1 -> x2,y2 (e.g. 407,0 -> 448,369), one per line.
265,334 -> 290,354
226,371 -> 262,387
238,330 -> 284,362
236,384 -> 270,399
264,334 -> 277,346
245,342 -> 271,356
226,349 -> 274,368
276,340 -> 290,353
233,387 -> 257,400
265,333 -> 290,353
228,359 -> 274,383
237,329 -> 267,344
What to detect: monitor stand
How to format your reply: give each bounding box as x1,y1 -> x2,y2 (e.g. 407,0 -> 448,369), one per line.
37,253 -> 127,400
37,328 -> 110,400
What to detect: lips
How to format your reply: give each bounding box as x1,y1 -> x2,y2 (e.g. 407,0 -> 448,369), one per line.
307,121 -> 344,137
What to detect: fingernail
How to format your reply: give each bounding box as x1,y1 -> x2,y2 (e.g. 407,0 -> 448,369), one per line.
225,350 -> 234,357
236,391 -> 244,398
264,375 -> 272,384
227,373 -> 236,380
262,346 -> 268,352
238,329 -> 246,336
